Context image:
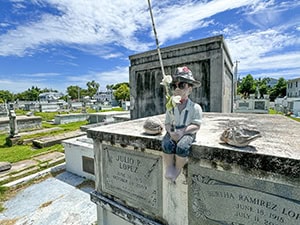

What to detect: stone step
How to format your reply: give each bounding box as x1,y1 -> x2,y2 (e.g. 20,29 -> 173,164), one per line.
18,127 -> 63,136
0,152 -> 65,185
32,130 -> 86,148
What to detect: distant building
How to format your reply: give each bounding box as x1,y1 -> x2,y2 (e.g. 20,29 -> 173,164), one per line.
93,90 -> 114,103
287,77 -> 300,97
38,92 -> 64,102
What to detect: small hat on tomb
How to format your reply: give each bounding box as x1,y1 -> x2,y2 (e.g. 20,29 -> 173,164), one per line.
172,66 -> 201,88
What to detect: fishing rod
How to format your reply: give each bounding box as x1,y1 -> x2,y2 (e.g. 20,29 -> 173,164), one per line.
147,0 -> 177,131
147,0 -> 166,79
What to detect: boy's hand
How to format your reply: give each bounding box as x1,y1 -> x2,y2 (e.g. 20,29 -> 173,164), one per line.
170,128 -> 185,142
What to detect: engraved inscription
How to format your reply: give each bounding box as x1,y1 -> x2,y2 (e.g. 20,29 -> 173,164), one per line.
102,144 -> 162,215
189,174 -> 300,225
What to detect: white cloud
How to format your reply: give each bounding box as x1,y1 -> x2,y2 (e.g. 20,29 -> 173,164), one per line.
1,0 -> 299,90
0,0 -> 151,57
1,0 -> 261,57
245,67 -> 300,80
0,78 -> 46,93
156,0 -> 258,43
0,66 -> 129,93
227,26 -> 300,73
228,29 -> 290,59
65,66 -> 129,91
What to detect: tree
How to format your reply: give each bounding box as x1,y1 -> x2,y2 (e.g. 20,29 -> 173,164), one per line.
40,88 -> 58,93
269,77 -> 287,101
112,82 -> 129,90
67,85 -> 81,100
14,86 -> 40,101
257,78 -> 269,97
113,83 -> 130,101
106,84 -> 114,91
237,74 -> 256,98
86,80 -> 99,97
0,90 -> 14,103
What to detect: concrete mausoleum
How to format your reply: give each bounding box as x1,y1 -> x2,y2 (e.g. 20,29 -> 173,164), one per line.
129,35 -> 234,119
26,34 -> 297,224
87,113 -> 300,225
84,35 -> 300,225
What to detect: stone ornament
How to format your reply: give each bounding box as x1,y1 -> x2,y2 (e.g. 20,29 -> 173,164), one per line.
143,117 -> 164,135
0,161 -> 12,172
220,126 -> 262,147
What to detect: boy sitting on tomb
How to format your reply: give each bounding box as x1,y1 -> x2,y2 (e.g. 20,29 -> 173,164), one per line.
162,66 -> 203,182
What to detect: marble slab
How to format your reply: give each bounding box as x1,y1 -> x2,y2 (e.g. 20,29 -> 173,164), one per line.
102,144 -> 162,216
188,166 -> 300,225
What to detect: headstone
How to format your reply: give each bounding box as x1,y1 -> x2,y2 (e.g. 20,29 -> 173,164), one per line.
102,144 -> 162,215
189,166 -> 300,225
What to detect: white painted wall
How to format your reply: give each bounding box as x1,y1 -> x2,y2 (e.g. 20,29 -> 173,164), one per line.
63,136 -> 95,181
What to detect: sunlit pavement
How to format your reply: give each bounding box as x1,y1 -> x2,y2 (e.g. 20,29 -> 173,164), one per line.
0,171 -> 97,225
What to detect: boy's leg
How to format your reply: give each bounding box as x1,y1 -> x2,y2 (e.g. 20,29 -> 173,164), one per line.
162,133 -> 176,180
172,135 -> 195,181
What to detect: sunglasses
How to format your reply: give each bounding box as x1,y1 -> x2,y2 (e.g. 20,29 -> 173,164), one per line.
170,82 -> 188,90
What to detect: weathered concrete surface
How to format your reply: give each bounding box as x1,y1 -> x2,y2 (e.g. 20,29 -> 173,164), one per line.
0,115 -> 42,132
19,127 -> 63,136
87,112 -> 300,178
0,171 -> 97,225
32,130 -> 86,148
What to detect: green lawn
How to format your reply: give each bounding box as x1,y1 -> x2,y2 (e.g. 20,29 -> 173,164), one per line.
0,135 -> 63,163
0,120 -> 87,163
269,108 -> 300,122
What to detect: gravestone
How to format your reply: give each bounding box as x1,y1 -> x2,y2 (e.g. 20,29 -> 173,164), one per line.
102,144 -> 162,215
189,166 -> 300,225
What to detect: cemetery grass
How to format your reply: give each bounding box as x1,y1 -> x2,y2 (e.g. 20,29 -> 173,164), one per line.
0,120 -> 87,163
269,109 -> 300,122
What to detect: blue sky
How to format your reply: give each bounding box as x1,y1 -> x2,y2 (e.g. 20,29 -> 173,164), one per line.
0,0 -> 299,94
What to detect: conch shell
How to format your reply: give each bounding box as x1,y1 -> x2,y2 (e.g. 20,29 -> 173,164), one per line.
220,126 -> 262,147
